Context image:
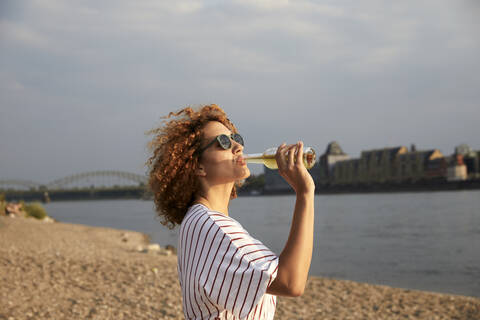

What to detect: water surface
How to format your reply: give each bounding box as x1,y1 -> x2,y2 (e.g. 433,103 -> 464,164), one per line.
45,190 -> 480,297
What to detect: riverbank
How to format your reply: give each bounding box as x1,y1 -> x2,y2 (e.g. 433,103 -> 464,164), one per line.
257,179 -> 480,196
4,179 -> 480,203
1,216 -> 478,319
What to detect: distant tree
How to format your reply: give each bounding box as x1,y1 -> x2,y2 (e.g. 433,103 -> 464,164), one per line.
238,174 -> 265,194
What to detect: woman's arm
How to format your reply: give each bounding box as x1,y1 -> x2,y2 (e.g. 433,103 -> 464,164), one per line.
266,142 -> 315,297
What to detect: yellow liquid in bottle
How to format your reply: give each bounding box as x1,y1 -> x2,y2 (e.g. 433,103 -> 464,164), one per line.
244,147 -> 316,170
245,155 -> 279,169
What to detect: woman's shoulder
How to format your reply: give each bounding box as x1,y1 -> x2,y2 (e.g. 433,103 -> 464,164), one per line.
185,203 -> 228,219
183,203 -> 243,230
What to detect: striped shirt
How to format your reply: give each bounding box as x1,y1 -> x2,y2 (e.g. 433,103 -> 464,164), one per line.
178,204 -> 279,320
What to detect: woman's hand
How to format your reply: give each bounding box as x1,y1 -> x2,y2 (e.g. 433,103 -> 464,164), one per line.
275,141 -> 315,195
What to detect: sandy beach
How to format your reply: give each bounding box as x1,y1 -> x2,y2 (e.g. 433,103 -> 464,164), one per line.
1,216 -> 479,320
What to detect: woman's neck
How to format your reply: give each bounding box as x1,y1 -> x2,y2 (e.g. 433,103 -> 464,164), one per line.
194,183 -> 233,216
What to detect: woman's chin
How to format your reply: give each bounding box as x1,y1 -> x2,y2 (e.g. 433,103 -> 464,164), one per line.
241,167 -> 251,180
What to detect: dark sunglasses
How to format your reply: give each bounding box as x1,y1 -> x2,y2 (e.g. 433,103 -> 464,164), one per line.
198,133 -> 244,155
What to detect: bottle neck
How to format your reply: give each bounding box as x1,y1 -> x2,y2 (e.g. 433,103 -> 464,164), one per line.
243,153 -> 264,164
243,153 -> 263,159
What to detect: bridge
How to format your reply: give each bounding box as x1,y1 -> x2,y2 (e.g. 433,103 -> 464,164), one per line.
0,179 -> 40,190
0,170 -> 148,191
0,171 -> 150,201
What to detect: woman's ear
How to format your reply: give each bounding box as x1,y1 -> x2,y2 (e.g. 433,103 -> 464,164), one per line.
195,164 -> 207,177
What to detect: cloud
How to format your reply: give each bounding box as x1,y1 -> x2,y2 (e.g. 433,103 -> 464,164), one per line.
0,73 -> 26,92
0,20 -> 50,49
234,0 -> 290,9
1,0 -> 479,181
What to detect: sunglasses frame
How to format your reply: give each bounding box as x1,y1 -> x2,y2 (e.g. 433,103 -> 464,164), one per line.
198,133 -> 244,155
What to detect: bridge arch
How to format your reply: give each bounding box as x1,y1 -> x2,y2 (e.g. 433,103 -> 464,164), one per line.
46,171 -> 148,189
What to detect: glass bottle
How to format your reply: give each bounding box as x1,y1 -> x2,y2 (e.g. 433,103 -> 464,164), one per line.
243,147 -> 316,170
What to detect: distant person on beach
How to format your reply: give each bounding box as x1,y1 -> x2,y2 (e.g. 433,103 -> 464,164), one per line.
146,104 -> 315,319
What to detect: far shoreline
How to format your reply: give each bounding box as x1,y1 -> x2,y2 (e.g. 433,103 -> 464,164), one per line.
3,178 -> 480,202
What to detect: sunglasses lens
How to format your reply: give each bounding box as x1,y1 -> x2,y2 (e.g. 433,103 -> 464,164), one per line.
232,133 -> 244,146
217,134 -> 231,149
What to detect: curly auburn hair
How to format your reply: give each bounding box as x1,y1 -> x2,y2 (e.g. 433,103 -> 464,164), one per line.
146,104 -> 239,229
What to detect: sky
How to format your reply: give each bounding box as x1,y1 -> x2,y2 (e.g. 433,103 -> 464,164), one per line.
1,0 -> 479,183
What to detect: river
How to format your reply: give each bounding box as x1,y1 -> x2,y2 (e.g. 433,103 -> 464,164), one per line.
45,190 -> 480,297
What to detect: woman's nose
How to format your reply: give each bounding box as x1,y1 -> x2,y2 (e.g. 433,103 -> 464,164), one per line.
232,140 -> 243,153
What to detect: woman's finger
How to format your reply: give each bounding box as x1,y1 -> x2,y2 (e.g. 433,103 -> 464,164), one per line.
287,143 -> 296,167
296,141 -> 304,168
276,143 -> 288,170
276,143 -> 295,171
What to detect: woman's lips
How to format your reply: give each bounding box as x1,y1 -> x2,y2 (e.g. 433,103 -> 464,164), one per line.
236,157 -> 246,166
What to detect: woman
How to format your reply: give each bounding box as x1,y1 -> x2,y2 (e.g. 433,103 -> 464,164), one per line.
147,104 -> 314,320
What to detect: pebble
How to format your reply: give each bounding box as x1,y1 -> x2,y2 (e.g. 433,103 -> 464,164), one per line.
1,216 -> 479,320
